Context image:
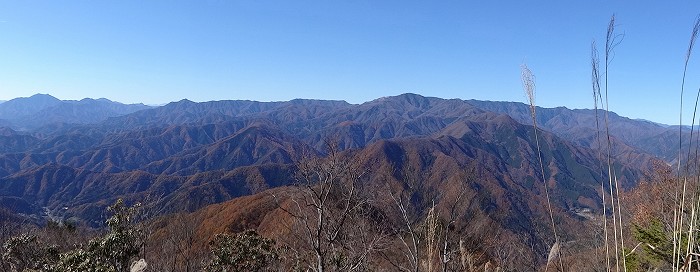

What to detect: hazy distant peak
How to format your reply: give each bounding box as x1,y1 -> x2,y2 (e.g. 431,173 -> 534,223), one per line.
18,93 -> 61,103
397,92 -> 428,99
28,93 -> 59,99
0,94 -> 152,131
286,98 -> 351,108
365,93 -> 440,111
78,98 -> 92,102
633,118 -> 668,127
15,94 -> 62,105
78,97 -> 119,104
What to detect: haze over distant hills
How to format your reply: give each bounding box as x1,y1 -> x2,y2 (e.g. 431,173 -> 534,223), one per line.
0,94 -> 151,131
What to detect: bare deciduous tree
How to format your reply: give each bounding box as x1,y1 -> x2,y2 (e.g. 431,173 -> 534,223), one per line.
274,141 -> 386,272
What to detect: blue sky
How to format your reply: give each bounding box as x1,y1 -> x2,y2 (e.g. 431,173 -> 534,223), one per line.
1,1 -> 700,124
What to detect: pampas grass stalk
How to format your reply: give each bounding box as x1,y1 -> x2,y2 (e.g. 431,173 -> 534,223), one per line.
591,39 -> 612,272
426,203 -> 438,272
521,63 -> 564,272
683,88 -> 700,267
601,14 -> 627,272
674,14 -> 700,271
546,241 -> 561,267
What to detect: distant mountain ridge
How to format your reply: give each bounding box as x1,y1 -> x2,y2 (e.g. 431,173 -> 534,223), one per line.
0,93 -> 661,218
0,92 -> 684,269
0,94 -> 151,130
466,99 -> 686,162
0,91 -> 681,262
0,93 -> 677,180
0,93 -> 678,177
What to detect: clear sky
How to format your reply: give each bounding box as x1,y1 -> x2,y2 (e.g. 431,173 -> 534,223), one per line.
1,1 -> 700,125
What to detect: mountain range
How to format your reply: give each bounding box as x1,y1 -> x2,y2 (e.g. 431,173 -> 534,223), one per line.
0,94 -> 151,131
0,93 -> 683,263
